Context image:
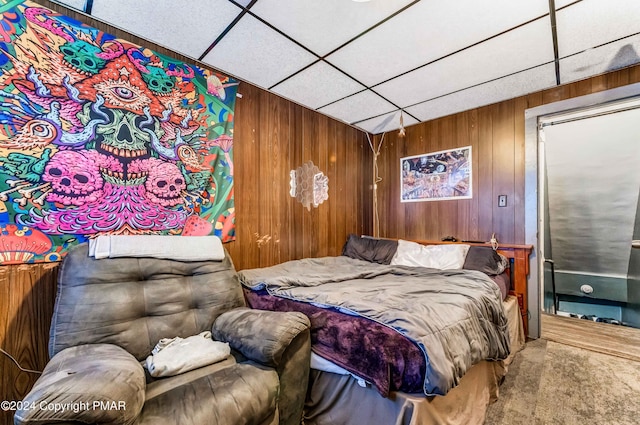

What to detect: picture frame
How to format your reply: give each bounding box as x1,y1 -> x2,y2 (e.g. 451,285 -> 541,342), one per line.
400,146 -> 472,202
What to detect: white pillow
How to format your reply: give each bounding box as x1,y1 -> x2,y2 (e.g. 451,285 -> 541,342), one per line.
391,240 -> 470,269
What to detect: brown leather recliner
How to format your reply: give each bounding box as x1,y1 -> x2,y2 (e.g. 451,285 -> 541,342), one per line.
14,242 -> 311,425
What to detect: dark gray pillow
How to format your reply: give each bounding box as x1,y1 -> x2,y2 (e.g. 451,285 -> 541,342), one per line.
462,246 -> 508,276
341,234 -> 398,265
489,272 -> 510,300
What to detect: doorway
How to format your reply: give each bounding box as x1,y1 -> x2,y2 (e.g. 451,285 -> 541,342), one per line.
524,82 -> 640,338
538,101 -> 640,329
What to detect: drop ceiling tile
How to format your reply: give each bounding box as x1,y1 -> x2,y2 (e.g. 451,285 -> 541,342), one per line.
355,110 -> 419,134
375,18 -> 554,108
326,0 -> 550,86
201,14 -> 317,89
91,0 -> 242,59
234,0 -> 253,7
553,0 -> 575,9
271,61 -> 365,110
560,35 -> 640,84
317,90 -> 397,124
53,0 -> 86,11
406,63 -> 556,122
250,0 -> 416,56
556,0 -> 640,58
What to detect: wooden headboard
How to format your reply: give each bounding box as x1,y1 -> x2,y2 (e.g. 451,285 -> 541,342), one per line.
408,240 -> 533,336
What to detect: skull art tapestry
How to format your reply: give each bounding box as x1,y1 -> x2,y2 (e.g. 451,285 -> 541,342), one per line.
0,1 -> 239,264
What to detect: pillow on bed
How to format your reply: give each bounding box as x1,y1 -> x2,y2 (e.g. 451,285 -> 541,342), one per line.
490,272 -> 511,300
390,240 -> 470,269
463,246 -> 509,275
341,234 -> 398,264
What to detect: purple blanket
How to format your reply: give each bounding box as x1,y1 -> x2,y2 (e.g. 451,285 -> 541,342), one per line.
244,288 -> 425,396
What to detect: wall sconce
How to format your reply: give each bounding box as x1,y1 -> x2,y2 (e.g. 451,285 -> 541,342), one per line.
289,161 -> 329,211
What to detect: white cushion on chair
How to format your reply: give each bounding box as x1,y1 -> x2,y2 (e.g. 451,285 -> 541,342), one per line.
89,235 -> 225,261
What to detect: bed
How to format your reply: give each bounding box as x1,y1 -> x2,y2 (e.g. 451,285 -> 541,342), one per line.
239,236 -> 532,425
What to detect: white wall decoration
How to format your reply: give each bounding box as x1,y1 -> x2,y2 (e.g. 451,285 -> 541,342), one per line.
289,161 -> 329,211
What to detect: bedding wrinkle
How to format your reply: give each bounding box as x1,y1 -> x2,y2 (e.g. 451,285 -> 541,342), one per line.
244,288 -> 424,396
240,257 -> 510,396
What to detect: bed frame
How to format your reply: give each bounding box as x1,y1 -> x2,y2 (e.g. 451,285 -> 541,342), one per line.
409,240 -> 533,336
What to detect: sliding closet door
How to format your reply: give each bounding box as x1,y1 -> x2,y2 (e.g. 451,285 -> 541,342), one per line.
541,105 -> 640,326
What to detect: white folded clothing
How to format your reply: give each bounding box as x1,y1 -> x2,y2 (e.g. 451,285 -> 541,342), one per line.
145,331 -> 231,378
88,235 -> 225,261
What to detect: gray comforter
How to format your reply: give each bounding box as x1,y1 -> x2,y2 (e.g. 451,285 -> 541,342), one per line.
240,256 -> 510,396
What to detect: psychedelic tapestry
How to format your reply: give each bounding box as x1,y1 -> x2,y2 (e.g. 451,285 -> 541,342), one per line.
0,0 -> 238,264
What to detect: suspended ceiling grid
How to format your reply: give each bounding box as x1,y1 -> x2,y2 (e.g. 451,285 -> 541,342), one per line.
52,0 -> 640,134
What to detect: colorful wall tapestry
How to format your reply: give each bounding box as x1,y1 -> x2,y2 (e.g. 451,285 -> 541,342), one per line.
0,1 -> 238,264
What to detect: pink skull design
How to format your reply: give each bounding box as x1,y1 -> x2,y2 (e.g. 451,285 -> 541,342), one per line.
144,161 -> 186,207
43,150 -> 104,206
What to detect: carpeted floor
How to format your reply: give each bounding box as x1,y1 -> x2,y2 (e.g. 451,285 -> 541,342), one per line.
485,338 -> 640,425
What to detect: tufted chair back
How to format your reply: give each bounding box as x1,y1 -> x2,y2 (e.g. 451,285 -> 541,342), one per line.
49,242 -> 246,360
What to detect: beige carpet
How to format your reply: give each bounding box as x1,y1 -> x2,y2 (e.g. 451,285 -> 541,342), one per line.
485,338 -> 640,425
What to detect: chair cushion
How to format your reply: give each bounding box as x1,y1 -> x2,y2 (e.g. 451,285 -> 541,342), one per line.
212,308 -> 310,367
138,362 -> 280,425
14,344 -> 145,425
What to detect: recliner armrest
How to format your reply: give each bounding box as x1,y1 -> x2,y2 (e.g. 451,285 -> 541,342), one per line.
14,344 -> 145,425
212,307 -> 310,367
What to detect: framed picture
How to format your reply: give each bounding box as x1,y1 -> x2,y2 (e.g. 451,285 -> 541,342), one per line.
400,146 -> 472,202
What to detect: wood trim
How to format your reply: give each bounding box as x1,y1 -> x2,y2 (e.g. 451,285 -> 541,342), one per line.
407,240 -> 533,336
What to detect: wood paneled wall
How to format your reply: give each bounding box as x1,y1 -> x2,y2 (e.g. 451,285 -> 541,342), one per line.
226,83 -> 372,270
376,64 -> 640,244
0,263 -> 57,425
